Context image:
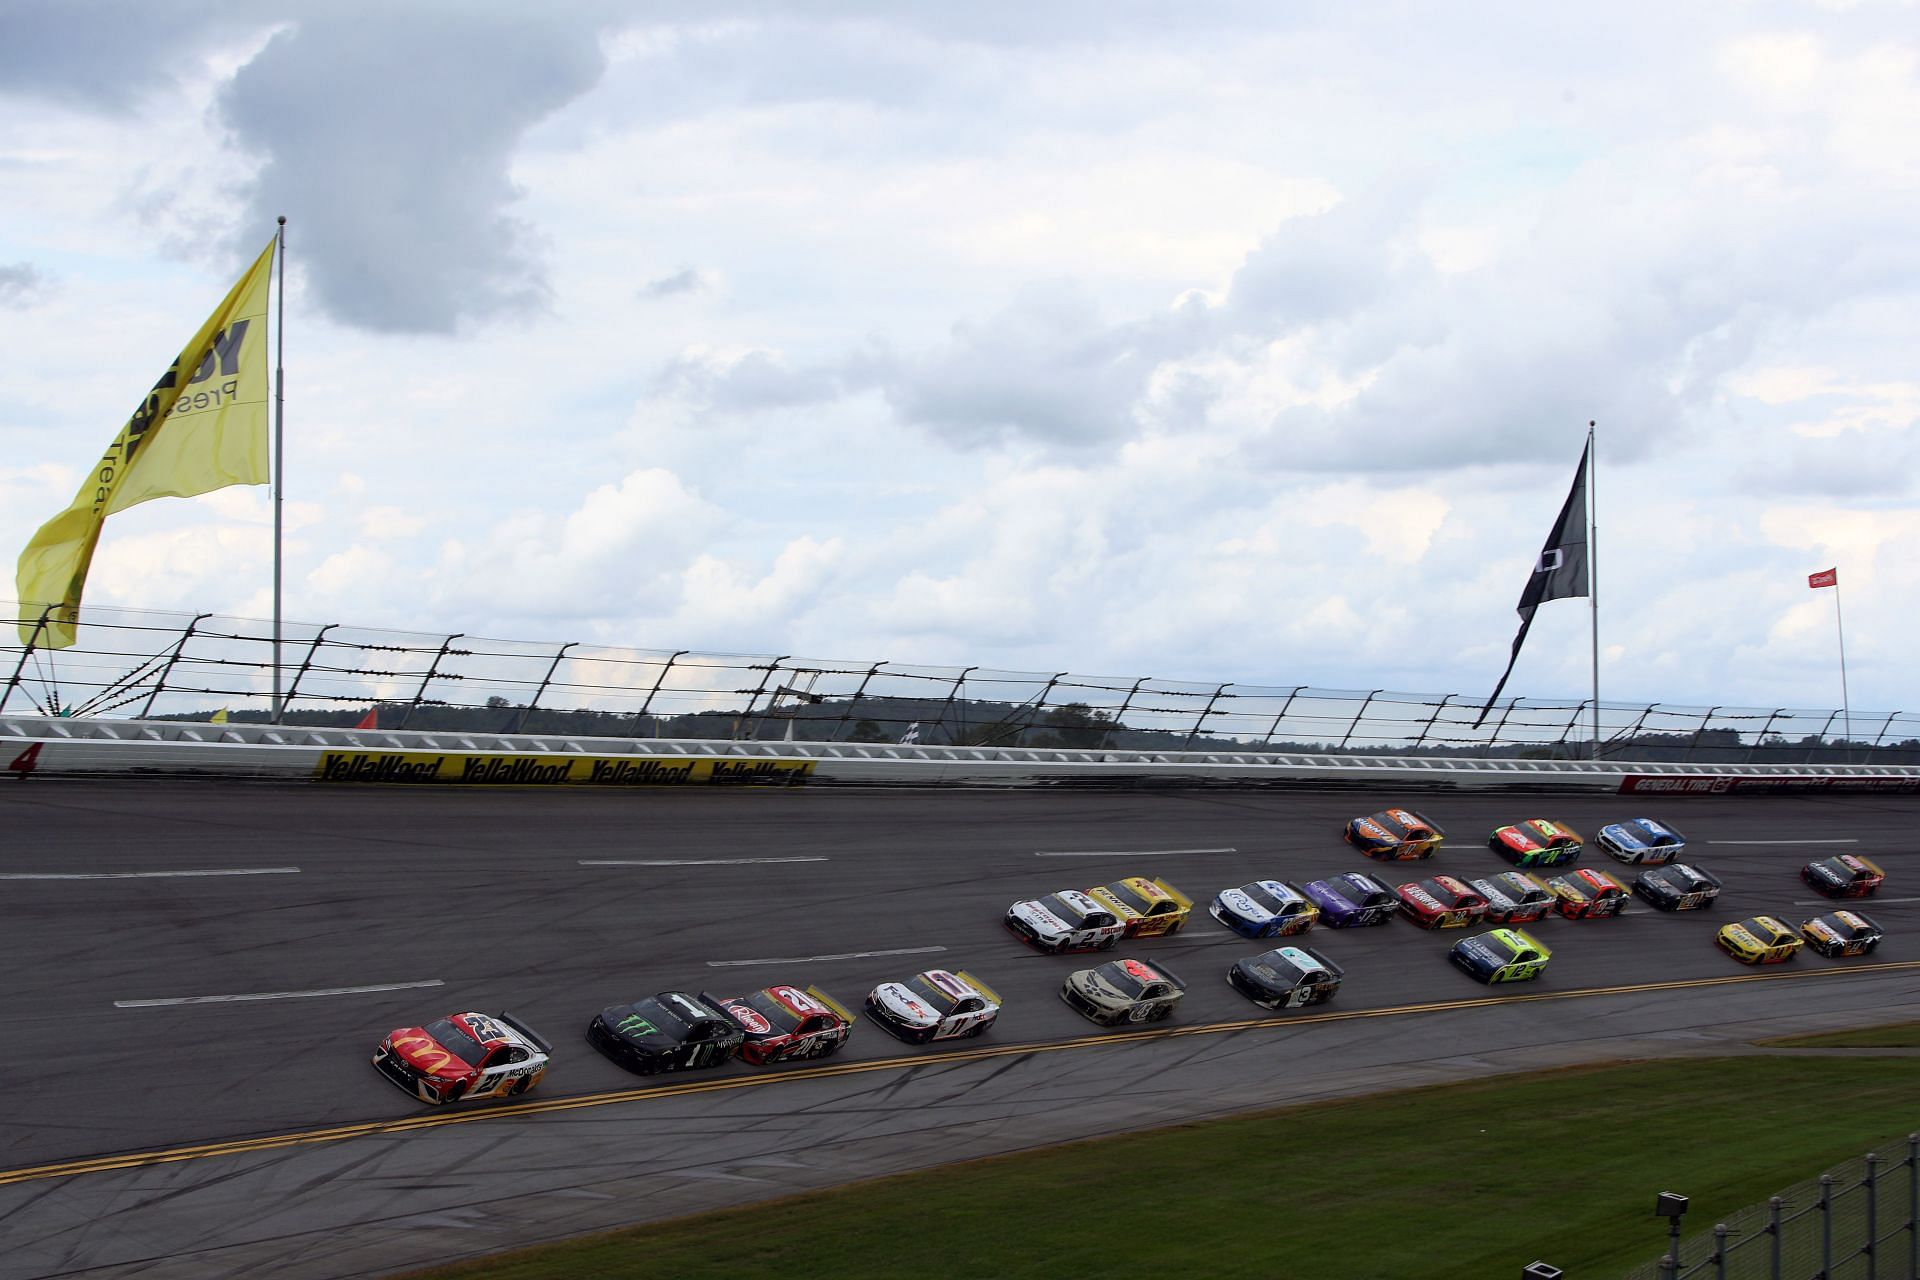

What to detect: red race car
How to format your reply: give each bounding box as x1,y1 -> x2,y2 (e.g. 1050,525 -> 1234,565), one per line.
701,984 -> 856,1065
1546,868 -> 1630,919
372,1010 -> 552,1106
1489,819 -> 1584,868
1800,855 -> 1885,899
1393,875 -> 1489,929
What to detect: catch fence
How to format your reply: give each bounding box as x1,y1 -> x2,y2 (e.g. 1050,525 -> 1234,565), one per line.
5,602 -> 1916,763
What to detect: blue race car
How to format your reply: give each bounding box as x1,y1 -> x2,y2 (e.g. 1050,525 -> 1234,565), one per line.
1209,880 -> 1319,938
1301,872 -> 1399,927
1597,817 -> 1686,864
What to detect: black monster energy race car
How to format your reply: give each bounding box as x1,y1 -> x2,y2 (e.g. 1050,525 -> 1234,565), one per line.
586,990 -> 746,1074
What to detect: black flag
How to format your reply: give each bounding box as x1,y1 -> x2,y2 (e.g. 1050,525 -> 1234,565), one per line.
1475,442 -> 1591,727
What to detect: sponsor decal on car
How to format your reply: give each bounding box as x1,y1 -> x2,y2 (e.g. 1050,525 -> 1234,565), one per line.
315,751 -> 815,787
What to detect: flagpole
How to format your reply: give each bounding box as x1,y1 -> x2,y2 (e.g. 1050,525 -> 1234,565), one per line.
271,215 -> 286,722
1587,422 -> 1599,760
1833,574 -> 1851,760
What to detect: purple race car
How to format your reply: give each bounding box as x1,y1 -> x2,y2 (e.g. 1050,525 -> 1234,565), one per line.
1301,872 -> 1399,927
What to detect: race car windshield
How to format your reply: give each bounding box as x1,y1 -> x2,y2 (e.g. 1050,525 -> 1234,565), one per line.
1240,884 -> 1287,914
1258,955 -> 1305,983
630,998 -> 690,1039
1104,882 -> 1156,914
422,1018 -> 488,1068
1098,964 -> 1150,998
744,991 -> 806,1034
1040,893 -> 1091,925
906,975 -> 959,1012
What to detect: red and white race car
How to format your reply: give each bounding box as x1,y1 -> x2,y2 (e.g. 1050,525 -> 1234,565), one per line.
701,984 -> 856,1065
1393,875 -> 1490,929
372,1010 -> 552,1106
1546,868 -> 1630,919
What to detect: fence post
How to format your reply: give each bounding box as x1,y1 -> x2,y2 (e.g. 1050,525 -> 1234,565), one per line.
636,650 -> 689,734
512,641 -> 577,734
1489,696 -> 1519,754
1413,693 -> 1456,747
1821,1173 -> 1834,1276
1713,1222 -> 1729,1279
1807,711 -> 1840,764
1339,691 -> 1383,751
833,661 -> 886,741
1022,672 -> 1068,748
135,612 -> 213,720
398,633 -> 463,731
0,606 -> 56,716
1870,711 -> 1900,750
1260,685 -> 1307,747
1687,707 -> 1722,760
281,623 -> 339,716
1184,683 -> 1231,750
1554,699 -> 1590,755
1769,1196 -> 1783,1279
1101,677 -> 1146,750
933,666 -> 979,744
1866,1151 -> 1879,1279
1745,709 -> 1784,763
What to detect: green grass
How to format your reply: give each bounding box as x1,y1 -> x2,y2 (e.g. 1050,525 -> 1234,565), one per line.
402,1055 -> 1920,1280
1761,1020 -> 1920,1048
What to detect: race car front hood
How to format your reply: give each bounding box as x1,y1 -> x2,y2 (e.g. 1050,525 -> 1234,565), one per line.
384,1028 -> 478,1083
1065,970 -> 1128,1011
1214,888 -> 1272,924
869,982 -> 940,1028
1009,900 -> 1070,940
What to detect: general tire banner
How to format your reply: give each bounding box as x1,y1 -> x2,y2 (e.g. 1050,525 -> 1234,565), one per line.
1619,775 -> 1920,795
314,751 -> 814,786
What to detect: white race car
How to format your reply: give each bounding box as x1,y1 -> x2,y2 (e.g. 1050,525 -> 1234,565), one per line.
1004,889 -> 1126,953
865,969 -> 1002,1043
1597,817 -> 1686,864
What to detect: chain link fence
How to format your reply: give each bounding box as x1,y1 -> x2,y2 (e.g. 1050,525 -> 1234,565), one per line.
6,602 -> 1916,762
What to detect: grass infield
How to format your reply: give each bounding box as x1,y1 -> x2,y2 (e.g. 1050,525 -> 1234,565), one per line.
402,1054 -> 1920,1280
1760,1020 -> 1920,1048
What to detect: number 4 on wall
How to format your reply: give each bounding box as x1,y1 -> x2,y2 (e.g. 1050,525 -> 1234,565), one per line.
8,743 -> 44,778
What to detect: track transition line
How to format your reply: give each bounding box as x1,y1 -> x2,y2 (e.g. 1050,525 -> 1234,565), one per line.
5,957 -> 1919,1189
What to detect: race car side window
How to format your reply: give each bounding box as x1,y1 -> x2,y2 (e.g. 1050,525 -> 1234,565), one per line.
955,997 -> 983,1013
1147,901 -> 1176,916
798,1016 -> 826,1034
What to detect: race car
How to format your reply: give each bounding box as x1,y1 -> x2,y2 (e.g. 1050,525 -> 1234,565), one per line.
587,991 -> 744,1075
1210,879 -> 1319,938
1302,871 -> 1400,927
373,1010 -> 552,1106
1449,928 -> 1552,984
1088,876 -> 1194,938
1489,819 -> 1584,868
1393,875 -> 1490,929
1005,888 -> 1127,953
1468,871 -> 1555,924
1597,817 -> 1686,864
865,969 -> 1002,1044
700,984 -> 856,1065
1225,945 -> 1345,1009
1546,868 -> 1630,919
1344,808 -> 1446,860
1800,855 -> 1886,899
1717,915 -> 1803,965
1800,910 -> 1883,959
1060,957 -> 1186,1026
1631,863 -> 1723,912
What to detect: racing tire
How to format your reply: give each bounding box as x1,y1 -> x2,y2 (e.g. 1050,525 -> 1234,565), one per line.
1097,935 -> 1119,952
1146,1003 -> 1173,1022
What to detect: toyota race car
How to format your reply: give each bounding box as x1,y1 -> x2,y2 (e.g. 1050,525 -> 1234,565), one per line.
1490,820 -> 1584,868
1061,958 -> 1186,1026
1449,929 -> 1552,984
1345,808 -> 1446,860
1088,877 -> 1194,938
1005,889 -> 1127,953
701,985 -> 856,1064
1469,871 -> 1555,924
865,969 -> 1002,1043
373,1010 -> 552,1106
1632,863 -> 1723,912
1598,817 -> 1686,864
1546,868 -> 1630,918
587,991 -> 744,1075
1717,916 -> 1803,964
1801,855 -> 1886,899
1801,911 -> 1883,958
1302,872 -> 1400,927
1210,879 -> 1319,938
1393,875 -> 1490,929
1226,945 -> 1345,1009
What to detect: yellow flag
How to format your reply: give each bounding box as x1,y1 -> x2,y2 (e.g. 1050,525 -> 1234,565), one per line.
16,239 -> 276,647
210,708 -> 230,724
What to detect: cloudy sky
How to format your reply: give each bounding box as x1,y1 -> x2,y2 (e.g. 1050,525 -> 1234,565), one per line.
2,0 -> 1916,715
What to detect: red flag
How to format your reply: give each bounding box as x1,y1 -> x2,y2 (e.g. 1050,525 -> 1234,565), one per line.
1808,568 -> 1838,589
355,708 -> 379,730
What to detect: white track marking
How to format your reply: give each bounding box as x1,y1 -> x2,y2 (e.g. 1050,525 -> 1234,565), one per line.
1704,839 -> 1859,846
1794,896 -> 1920,907
115,979 -> 444,1009
579,857 -> 828,867
1033,847 -> 1237,858
707,945 -> 947,968
0,867 -> 300,880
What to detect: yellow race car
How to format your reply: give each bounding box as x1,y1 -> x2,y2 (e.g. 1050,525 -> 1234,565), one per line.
1716,915 -> 1804,965
1088,877 -> 1194,938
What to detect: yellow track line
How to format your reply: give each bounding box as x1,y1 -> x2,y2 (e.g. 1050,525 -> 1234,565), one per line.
5,957 -> 1917,1189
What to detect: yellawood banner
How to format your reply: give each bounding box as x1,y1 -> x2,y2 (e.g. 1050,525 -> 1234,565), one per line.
313,751 -> 816,787
15,239 -> 277,647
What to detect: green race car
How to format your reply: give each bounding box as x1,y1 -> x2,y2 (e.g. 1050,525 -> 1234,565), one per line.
1448,928 -> 1551,984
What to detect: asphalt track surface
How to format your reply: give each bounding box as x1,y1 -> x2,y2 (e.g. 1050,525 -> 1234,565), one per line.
4,781 -> 1919,1279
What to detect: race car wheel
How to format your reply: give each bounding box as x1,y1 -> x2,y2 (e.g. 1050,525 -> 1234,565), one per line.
1146,1003 -> 1173,1022
1097,935 -> 1119,951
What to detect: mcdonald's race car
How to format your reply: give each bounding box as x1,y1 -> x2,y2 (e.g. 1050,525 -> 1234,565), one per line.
865,969 -> 1001,1043
1546,868 -> 1630,918
1632,863 -> 1723,912
1226,944 -> 1345,1009
1393,875 -> 1490,929
1468,871 -> 1555,924
1717,916 -> 1803,965
1005,889 -> 1126,953
1210,879 -> 1319,938
587,991 -> 744,1075
1088,877 -> 1194,938
700,985 -> 856,1064
1449,929 -> 1552,984
1061,957 -> 1186,1026
1598,817 -> 1686,864
1490,819 -> 1584,868
1345,808 -> 1446,860
1800,855 -> 1886,899
373,1010 -> 552,1106
1800,911 -> 1883,958
1302,872 -> 1400,927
